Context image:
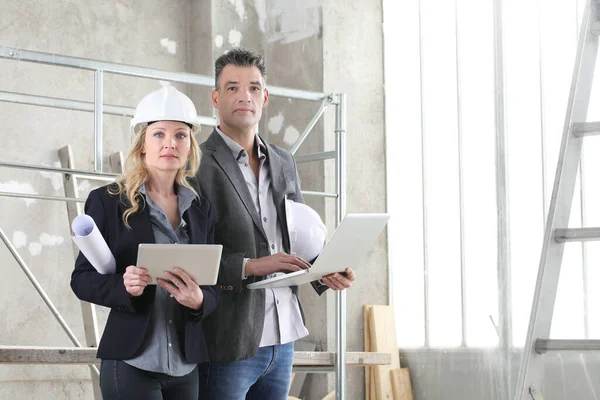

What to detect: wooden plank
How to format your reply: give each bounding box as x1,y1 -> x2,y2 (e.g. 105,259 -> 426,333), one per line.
0,346 -> 98,364
109,151 -> 124,174
370,305 -> 401,400
322,391 -> 336,400
372,367 -> 377,400
390,368 -> 413,400
289,340 -> 315,397
293,351 -> 391,366
364,305 -> 374,400
0,347 -> 391,367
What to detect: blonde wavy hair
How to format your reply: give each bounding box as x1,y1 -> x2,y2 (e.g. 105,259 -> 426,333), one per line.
108,124 -> 201,229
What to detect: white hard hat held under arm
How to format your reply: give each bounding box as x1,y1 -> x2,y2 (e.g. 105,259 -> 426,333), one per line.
130,86 -> 202,134
285,198 -> 327,262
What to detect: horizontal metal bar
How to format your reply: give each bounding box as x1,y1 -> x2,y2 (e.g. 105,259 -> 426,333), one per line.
0,160 -> 118,178
536,339 -> 600,353
295,151 -> 336,163
0,191 -> 85,203
292,366 -> 335,373
0,90 -> 134,116
301,190 -> 339,198
72,174 -> 115,183
269,86 -> 328,102
0,90 -> 217,126
572,121 -> 600,137
0,47 -> 327,102
554,227 -> 600,242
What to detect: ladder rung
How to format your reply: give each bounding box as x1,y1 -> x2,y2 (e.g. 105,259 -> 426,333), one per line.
592,21 -> 600,36
573,121 -> 600,136
536,339 -> 600,353
554,227 -> 600,242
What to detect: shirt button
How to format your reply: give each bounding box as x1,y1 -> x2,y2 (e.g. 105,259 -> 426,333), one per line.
263,217 -> 267,222
170,294 -> 174,298
260,243 -> 267,249
168,343 -> 172,348
276,299 -> 280,305
271,244 -> 275,250
245,163 -> 248,167
169,320 -> 172,324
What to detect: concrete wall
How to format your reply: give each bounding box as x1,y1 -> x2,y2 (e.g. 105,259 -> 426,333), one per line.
320,0 -> 387,399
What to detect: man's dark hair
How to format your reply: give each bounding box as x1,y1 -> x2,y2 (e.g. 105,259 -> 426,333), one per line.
214,48 -> 267,91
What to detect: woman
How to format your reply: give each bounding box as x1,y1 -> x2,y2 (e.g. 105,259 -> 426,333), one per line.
70,86 -> 218,399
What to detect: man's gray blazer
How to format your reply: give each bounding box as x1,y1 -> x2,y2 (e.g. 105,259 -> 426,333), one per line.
196,129 -> 326,362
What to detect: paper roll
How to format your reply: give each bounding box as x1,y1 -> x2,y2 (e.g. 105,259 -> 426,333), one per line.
72,214 -> 116,274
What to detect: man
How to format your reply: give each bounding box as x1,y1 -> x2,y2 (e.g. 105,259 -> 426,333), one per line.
196,48 -> 355,399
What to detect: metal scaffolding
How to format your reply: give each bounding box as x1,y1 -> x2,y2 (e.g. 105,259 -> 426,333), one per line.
0,46 -> 362,399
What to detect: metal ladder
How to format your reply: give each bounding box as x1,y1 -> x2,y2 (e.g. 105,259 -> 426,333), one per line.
514,1 -> 600,399
58,145 -> 122,400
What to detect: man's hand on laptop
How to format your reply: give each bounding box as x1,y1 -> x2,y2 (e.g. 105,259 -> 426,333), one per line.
246,253 -> 311,277
321,267 -> 356,291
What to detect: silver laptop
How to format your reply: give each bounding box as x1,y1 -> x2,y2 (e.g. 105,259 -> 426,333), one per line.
137,243 -> 222,285
246,213 -> 390,290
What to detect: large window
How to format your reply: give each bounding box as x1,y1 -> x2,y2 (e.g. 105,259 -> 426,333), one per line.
386,0 -> 595,348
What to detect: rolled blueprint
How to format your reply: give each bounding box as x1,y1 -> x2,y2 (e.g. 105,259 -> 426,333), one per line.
71,214 -> 116,274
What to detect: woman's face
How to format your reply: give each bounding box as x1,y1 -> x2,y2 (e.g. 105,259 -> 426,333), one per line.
142,120 -> 191,174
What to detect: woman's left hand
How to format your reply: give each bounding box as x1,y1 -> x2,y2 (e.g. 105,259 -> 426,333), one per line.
157,268 -> 204,310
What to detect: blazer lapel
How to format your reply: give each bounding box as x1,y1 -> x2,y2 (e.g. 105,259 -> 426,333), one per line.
207,131 -> 268,239
264,142 -> 292,253
184,201 -> 203,244
119,197 -> 155,246
118,196 -> 156,295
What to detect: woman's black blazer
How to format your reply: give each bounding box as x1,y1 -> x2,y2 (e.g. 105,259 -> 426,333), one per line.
70,184 -> 219,363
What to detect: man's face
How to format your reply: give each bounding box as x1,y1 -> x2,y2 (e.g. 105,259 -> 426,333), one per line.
212,64 -> 269,132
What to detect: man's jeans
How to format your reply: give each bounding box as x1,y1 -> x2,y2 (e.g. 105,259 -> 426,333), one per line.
198,342 -> 294,400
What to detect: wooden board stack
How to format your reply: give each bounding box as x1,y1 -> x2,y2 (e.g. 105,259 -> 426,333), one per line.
364,305 -> 413,400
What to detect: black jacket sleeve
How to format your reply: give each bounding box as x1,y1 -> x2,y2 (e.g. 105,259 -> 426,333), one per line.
70,188 -> 139,312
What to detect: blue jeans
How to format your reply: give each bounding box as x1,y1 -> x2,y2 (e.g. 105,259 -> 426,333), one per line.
198,342 -> 294,400
100,359 -> 198,400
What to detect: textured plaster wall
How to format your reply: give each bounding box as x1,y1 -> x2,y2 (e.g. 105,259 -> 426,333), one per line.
320,0 -> 387,399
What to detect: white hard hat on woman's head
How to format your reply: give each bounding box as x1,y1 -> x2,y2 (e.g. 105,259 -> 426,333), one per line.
130,86 -> 201,135
285,198 -> 327,262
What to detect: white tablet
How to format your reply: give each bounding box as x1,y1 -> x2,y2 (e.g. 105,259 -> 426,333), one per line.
136,243 -> 222,285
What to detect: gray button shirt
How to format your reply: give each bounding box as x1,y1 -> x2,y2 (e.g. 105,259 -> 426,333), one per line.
216,128 -> 309,346
124,184 -> 197,376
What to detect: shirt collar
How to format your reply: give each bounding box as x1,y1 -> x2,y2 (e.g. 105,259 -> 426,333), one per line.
216,126 -> 267,162
139,183 -> 197,225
